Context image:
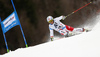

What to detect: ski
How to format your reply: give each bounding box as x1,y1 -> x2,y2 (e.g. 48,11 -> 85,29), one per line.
52,28 -> 92,41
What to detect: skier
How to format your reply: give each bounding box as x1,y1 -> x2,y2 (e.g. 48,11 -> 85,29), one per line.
47,16 -> 85,41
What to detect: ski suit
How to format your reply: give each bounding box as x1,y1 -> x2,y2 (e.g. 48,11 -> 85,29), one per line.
49,16 -> 83,38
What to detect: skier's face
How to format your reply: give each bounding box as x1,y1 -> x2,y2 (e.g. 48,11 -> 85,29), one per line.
50,20 -> 54,24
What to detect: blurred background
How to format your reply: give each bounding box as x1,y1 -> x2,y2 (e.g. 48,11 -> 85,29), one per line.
0,0 -> 100,54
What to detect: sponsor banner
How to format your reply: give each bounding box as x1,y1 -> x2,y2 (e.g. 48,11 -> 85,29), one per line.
1,11 -> 20,33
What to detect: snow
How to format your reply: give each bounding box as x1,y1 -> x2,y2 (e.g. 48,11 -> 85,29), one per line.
1,16 -> 100,57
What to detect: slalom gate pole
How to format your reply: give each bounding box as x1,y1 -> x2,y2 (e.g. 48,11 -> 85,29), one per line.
65,2 -> 92,18
0,17 -> 9,53
3,33 -> 9,53
11,0 -> 28,48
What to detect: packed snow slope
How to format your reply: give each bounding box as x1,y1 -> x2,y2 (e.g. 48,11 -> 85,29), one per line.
1,18 -> 100,57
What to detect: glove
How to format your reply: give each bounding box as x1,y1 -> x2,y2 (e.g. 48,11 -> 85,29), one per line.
50,36 -> 53,41
62,16 -> 66,20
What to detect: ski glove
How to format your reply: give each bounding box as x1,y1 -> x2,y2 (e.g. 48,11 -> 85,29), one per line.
51,37 -> 53,41
62,16 -> 66,20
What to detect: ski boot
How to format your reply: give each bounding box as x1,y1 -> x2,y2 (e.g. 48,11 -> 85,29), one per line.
83,28 -> 90,32
51,37 -> 54,41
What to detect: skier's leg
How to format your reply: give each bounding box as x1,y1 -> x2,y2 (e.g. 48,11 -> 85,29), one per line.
61,25 -> 74,37
65,25 -> 85,32
65,25 -> 74,31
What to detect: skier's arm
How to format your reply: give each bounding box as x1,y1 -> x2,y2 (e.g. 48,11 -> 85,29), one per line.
55,16 -> 66,21
49,27 -> 54,41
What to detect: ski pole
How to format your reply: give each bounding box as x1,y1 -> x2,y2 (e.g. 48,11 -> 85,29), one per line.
65,2 -> 92,18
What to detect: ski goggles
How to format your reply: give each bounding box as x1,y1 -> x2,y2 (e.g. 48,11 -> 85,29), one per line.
48,19 -> 53,23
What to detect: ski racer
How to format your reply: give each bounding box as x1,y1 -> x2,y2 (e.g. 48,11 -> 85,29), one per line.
47,16 -> 85,41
